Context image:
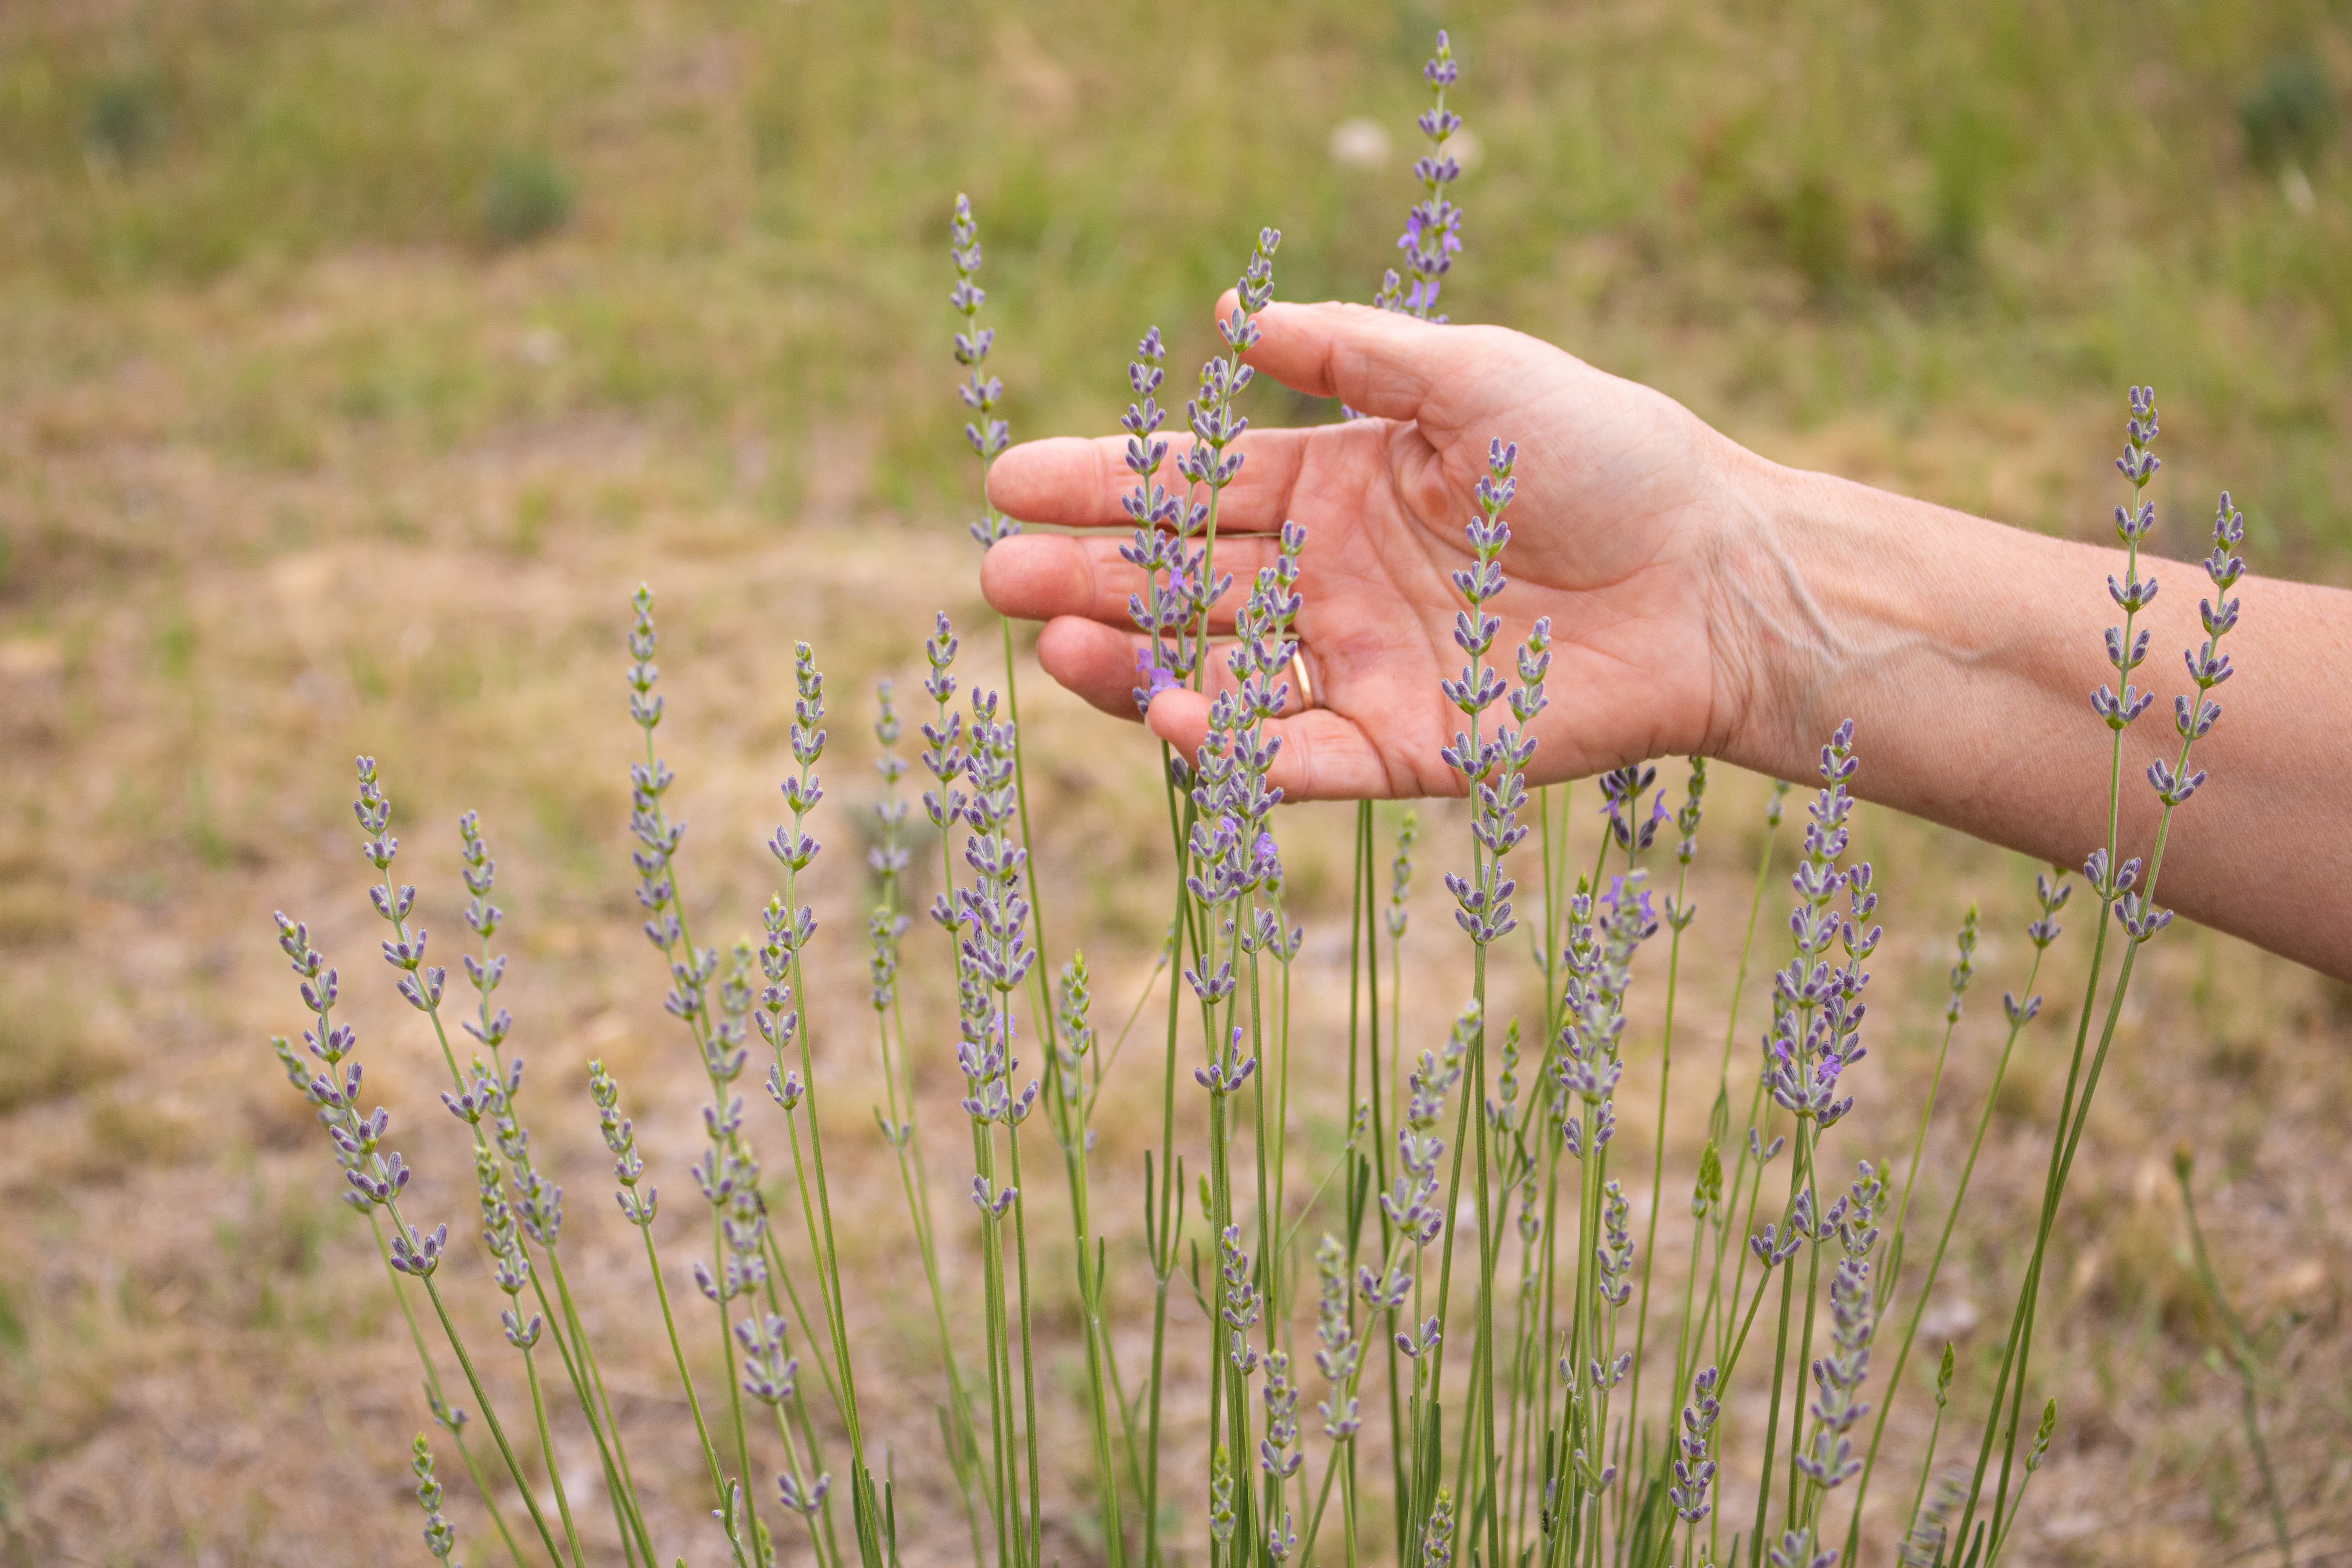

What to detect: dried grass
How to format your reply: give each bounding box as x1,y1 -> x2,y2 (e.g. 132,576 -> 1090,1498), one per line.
0,4 -> 2347,1562
1,393 -> 2346,1563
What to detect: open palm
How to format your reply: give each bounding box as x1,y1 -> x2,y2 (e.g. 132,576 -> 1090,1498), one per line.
980,301 -> 1761,799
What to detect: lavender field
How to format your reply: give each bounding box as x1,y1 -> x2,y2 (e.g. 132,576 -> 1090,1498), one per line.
0,4 -> 2347,1566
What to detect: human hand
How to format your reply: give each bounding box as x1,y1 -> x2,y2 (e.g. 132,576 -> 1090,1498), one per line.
979,299 -> 1776,798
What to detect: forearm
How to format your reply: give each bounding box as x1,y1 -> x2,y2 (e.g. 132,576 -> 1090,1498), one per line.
1712,458 -> 2352,980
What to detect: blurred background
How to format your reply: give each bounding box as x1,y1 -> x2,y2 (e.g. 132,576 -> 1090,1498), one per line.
0,2 -> 2347,1565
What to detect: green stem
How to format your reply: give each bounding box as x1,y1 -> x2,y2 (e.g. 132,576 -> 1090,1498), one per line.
781,899 -> 869,1470
637,1222 -> 735,1534
1142,746 -> 1195,1568
369,860 -> 644,1562
1005,1105 -> 1046,1568
758,1205 -> 850,1565
875,1002 -> 989,1561
711,1214 -> 762,1556
999,618 -> 1063,1072
367,1212 -> 531,1568
1472,946 -> 1503,1568
400,1215 -> 569,1568
1745,1125 -> 1813,1567
1843,935 -> 2050,1564
1057,1107 -> 1128,1568
1623,847 -> 1694,1506
2177,1158 -> 2295,1568
516,1258 -> 643,1566
520,1344 -> 586,1568
972,1114 -> 1017,1568
1899,1399 -> 1946,1561
542,1251 -> 654,1565
769,1398 -> 838,1568
1957,445 -> 2164,1552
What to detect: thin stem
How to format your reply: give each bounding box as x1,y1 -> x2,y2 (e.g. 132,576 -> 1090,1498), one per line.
1624,840 -> 1695,1501
999,618 -> 1064,1079
1843,932 -> 2051,1563
395,1202 -> 568,1568
638,1222 -> 734,1527
1005,1109 -> 1046,1568
973,1115 -> 1017,1568
1745,1125 -> 1813,1567
368,844 -> 651,1563
367,1212 -> 531,1568
2177,1161 -> 2294,1568
1958,427 -> 2169,1551
769,1398 -> 837,1568
520,1345 -> 586,1568
1899,1398 -> 1946,1562
875,1002 -> 989,1560
712,1214 -> 761,1552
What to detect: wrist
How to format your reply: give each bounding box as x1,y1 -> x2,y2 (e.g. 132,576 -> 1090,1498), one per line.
1694,447 -> 1825,780
1697,452 -> 1965,783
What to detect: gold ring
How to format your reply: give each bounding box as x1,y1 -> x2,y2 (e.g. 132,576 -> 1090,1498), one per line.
1289,647 -> 1316,712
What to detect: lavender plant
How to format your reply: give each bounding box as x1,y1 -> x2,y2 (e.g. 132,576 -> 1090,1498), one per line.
2172,1146 -> 2296,1568
1374,30 -> 1465,322
259,35 -> 2248,1568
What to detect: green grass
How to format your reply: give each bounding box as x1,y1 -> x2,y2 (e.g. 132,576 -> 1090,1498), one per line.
0,0 -> 2344,567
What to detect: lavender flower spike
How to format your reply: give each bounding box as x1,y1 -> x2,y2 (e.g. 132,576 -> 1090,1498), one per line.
951,686 -> 1037,997
1259,1350 -> 1303,1479
1376,31 -> 1466,320
1313,1235 -> 1364,1440
1767,1526 -> 1839,1568
1553,876 -> 1657,1157
1669,1366 -> 1722,1523
1117,326 -> 1204,711
1795,1256 -> 1876,1488
271,910 -> 419,1218
2139,491 -> 2246,832
2091,387 -> 2161,737
1387,809 -> 1419,939
1171,228 -> 1279,661
1760,720 -> 1878,1132
1441,440 -> 1537,945
411,1435 -> 460,1562
951,194 -> 1017,549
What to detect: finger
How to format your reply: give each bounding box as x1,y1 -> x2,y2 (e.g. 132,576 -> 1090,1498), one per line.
983,533 -> 1277,630
1034,618 -> 1319,722
987,428 -> 1314,534
1034,617 -> 1155,718
1234,296 -> 1499,426
1141,691 -> 1404,802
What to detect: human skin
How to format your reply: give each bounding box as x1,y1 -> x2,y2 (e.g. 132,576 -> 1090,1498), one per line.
978,298 -> 2352,981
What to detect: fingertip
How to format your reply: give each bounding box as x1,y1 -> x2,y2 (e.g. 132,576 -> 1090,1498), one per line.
1144,689 -> 1211,754
1034,616 -> 1153,720
1033,611 -> 1100,669
1242,300 -> 1434,417
987,436 -> 1102,523
979,533 -> 1091,621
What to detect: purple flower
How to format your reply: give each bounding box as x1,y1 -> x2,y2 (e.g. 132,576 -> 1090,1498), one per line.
1375,33 -> 1468,322
950,195 -> 1017,548
1133,646 -> 1180,712
1760,722 -> 1876,1130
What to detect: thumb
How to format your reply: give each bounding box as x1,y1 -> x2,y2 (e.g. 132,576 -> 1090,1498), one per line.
1221,295 -> 1461,423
